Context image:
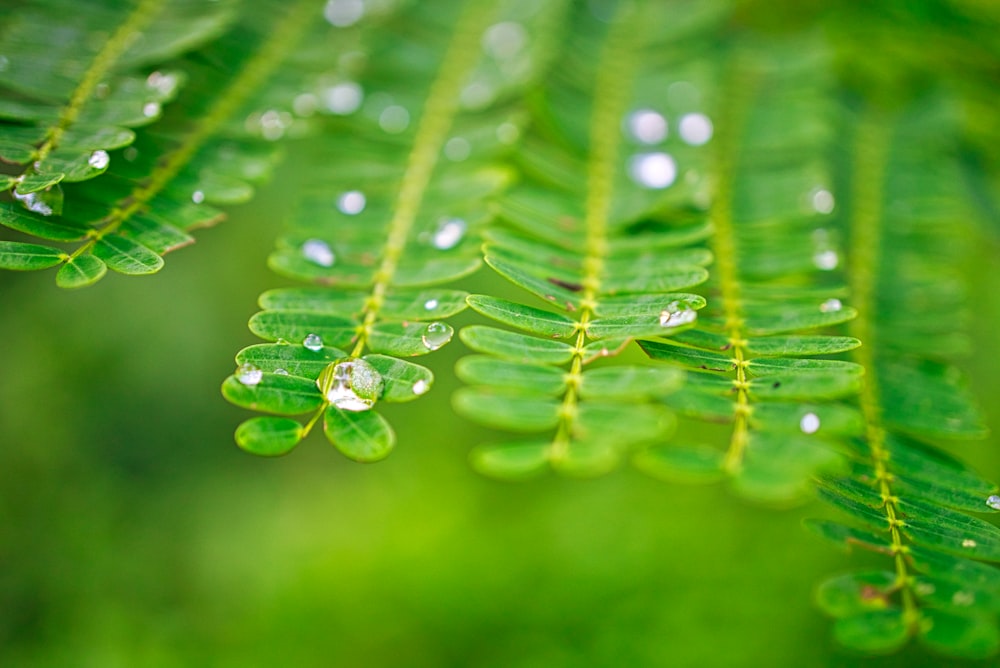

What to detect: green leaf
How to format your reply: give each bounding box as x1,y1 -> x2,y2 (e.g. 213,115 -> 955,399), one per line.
248,311 -> 357,348
55,254 -> 107,288
362,355 -> 434,402
632,443 -> 726,483
803,520 -> 894,555
235,417 -> 303,456
919,609 -> 1000,659
897,499 -> 1000,561
368,321 -> 455,357
235,343 -> 348,379
833,609 -> 910,654
453,388 -> 561,432
459,326 -> 575,365
639,339 -> 736,372
816,571 -> 898,617
744,335 -> 862,357
455,356 -> 567,396
93,234 -> 163,275
470,441 -> 551,480
221,374 -> 322,416
466,294 -> 577,338
578,366 -> 684,400
0,241 -> 65,270
324,407 -> 395,463
0,202 -> 89,241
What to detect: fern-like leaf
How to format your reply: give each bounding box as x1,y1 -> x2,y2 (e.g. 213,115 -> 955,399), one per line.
808,98 -> 999,659
223,0 -> 568,460
453,0 -> 733,478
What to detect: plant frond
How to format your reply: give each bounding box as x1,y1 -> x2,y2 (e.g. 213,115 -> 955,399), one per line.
632,36 -> 863,503
223,0 -> 568,461
809,98 -> 999,659
453,0 -> 730,479
0,0 -> 372,287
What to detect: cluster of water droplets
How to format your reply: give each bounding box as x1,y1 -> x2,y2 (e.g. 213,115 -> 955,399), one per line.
623,104 -> 713,191
658,300 -> 698,328
13,184 -> 62,217
318,357 -> 384,411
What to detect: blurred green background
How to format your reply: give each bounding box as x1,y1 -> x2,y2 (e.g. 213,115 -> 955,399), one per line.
1,157 -> 998,667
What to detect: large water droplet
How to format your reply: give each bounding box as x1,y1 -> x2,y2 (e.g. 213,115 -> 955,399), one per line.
303,333 -> 324,351
659,300 -> 697,328
337,190 -> 366,215
379,105 -> 410,133
482,21 -> 527,60
13,184 -> 63,217
432,218 -> 466,250
142,102 -> 161,118
629,152 -> 677,189
191,190 -> 205,204
324,0 -> 364,27
678,113 -> 713,145
323,82 -> 363,115
986,495 -> 1000,510
421,322 -> 453,351
811,188 -> 835,214
626,109 -> 667,145
236,363 -> 263,386
800,412 -> 820,434
317,357 -> 383,411
302,239 -> 335,267
813,249 -> 839,271
819,298 -> 842,313
88,150 -> 109,170
412,379 -> 429,395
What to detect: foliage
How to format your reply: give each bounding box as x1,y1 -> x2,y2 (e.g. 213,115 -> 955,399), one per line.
1,0 -> 998,661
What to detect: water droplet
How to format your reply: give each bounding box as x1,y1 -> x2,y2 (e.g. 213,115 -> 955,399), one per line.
819,298 -> 842,313
811,188 -> 835,214
317,357 -> 383,411
337,190 -> 366,215
324,0 -> 364,27
496,122 -> 519,144
629,152 -> 677,189
301,239 -> 335,267
293,93 -> 319,117
678,113 -> 713,145
626,109 -> 667,145
88,150 -> 109,170
432,218 -> 466,250
444,137 -> 471,162
379,105 -> 410,133
421,322 -> 453,351
962,538 -> 977,548
322,82 -> 362,115
412,379 -> 429,395
191,190 -> 205,204
274,368 -> 289,376
123,147 -> 138,162
813,250 -> 839,271
952,591 -> 975,607
482,21 -> 527,60
303,333 -> 324,351
257,109 -> 292,141
13,185 -> 62,217
986,495 -> 1000,510
658,300 -> 698,328
142,102 -> 160,118
800,412 -> 821,434
423,299 -> 439,311
236,363 -> 263,386
146,71 -> 178,97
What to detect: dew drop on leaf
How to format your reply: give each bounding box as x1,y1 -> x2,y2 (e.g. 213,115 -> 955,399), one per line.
444,137 -> 471,161
423,299 -> 439,311
986,495 -> 1000,510
142,102 -> 161,118
88,150 -> 109,169
301,238 -> 335,267
800,412 -> 821,434
303,333 -> 324,351
236,363 -> 263,386
317,357 -> 383,411
482,21 -> 527,60
952,591 -> 975,607
496,122 -> 519,144
813,249 -> 839,271
379,105 -> 410,133
811,187 -> 835,214
432,218 -> 466,250
626,109 -> 667,145
629,152 -> 677,189
819,298 -> 842,313
412,379 -> 429,395
678,113 -> 713,145
192,190 -> 205,204
13,185 -> 63,216
659,300 -> 697,328
337,190 -> 366,215
322,82 -> 362,115
274,368 -> 289,376
421,322 -> 453,351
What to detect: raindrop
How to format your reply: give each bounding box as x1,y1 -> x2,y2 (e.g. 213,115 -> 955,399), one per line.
626,109 -> 667,145
303,333 -> 324,351
496,122 -> 519,144
423,299 -> 439,311
142,102 -> 161,118
13,185 -> 62,217
986,495 -> 1000,510
337,190 -> 366,215
301,239 -> 335,267
482,21 -> 527,60
813,250 -> 839,271
412,379 -> 429,395
811,188 -> 835,214
629,152 -> 677,189
258,109 -> 292,141
146,71 -> 178,97
659,301 -> 697,328
236,363 -> 263,386
432,218 -> 466,250
318,357 -> 383,412
800,412 -> 821,434
379,105 -> 410,134
322,82 -> 362,115
444,137 -> 471,162
421,322 -> 453,351
820,298 -> 842,313
191,190 -> 205,204
88,150 -> 109,170
962,538 -> 977,549
678,113 -> 713,145
324,0 -> 364,27
274,368 -> 290,376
